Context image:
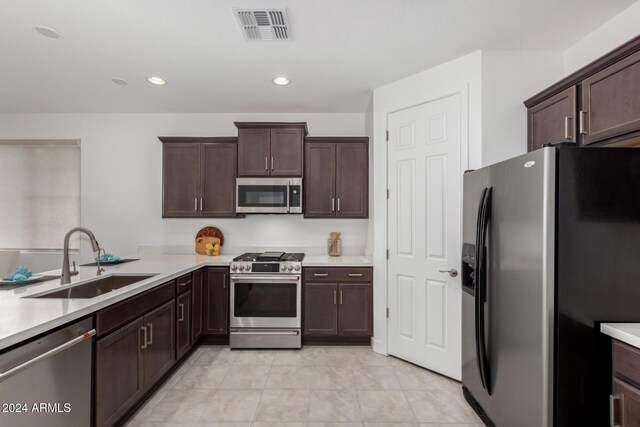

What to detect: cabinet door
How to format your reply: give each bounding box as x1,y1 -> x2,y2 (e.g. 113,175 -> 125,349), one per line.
201,142 -> 238,217
582,50 -> 640,145
338,283 -> 373,336
143,300 -> 176,388
95,317 -> 144,427
238,128 -> 270,176
335,142 -> 368,218
162,143 -> 201,217
614,379 -> 640,426
304,142 -> 336,218
303,283 -> 338,335
176,291 -> 192,360
192,269 -> 204,342
527,86 -> 577,151
204,267 -> 229,335
270,128 -> 304,176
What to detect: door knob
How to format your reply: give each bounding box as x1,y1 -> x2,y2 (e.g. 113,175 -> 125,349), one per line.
438,268 -> 458,278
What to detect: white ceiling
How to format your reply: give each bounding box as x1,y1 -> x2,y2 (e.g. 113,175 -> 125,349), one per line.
0,0 -> 635,113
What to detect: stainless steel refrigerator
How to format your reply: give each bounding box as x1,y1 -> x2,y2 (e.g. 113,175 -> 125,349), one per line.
461,146 -> 640,426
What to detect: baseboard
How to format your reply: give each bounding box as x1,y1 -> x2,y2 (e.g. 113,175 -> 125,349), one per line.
371,337 -> 387,355
200,335 -> 230,345
302,335 -> 371,346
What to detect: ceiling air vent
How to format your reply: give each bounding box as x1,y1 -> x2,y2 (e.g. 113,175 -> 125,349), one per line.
233,8 -> 292,41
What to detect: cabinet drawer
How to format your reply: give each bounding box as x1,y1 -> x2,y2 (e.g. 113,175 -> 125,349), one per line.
614,340 -> 640,387
304,267 -> 373,282
176,273 -> 193,294
96,281 -> 176,338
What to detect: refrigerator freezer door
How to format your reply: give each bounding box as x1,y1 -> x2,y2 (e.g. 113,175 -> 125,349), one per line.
461,167 -> 491,418
462,148 -> 556,427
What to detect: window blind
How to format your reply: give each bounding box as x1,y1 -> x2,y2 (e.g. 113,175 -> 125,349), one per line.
0,139 -> 80,251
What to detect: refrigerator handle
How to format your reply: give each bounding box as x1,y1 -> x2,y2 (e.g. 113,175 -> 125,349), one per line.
477,186 -> 493,395
474,188 -> 488,392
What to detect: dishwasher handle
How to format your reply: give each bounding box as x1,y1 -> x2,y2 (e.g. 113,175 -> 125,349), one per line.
0,329 -> 96,383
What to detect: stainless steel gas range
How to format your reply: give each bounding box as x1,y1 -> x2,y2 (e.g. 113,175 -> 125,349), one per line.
229,252 -> 304,349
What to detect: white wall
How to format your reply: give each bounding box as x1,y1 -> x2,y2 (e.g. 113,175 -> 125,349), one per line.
0,113 -> 367,272
481,51 -> 565,166
371,51 -> 482,355
565,0 -> 640,74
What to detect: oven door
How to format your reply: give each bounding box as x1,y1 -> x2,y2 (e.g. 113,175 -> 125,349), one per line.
236,178 -> 290,214
230,275 -> 301,328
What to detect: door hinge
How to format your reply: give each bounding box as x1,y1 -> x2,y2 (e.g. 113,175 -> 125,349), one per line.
386,130 -> 389,141
386,249 -> 389,259
386,308 -> 390,318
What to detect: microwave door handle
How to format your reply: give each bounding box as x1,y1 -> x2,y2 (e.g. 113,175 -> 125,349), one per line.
287,180 -> 291,213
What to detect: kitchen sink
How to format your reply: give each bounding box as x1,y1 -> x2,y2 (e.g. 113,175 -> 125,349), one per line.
27,274 -> 158,299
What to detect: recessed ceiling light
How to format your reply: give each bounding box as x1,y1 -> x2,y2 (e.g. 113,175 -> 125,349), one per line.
111,77 -> 129,86
146,76 -> 167,86
272,76 -> 290,86
35,26 -> 61,38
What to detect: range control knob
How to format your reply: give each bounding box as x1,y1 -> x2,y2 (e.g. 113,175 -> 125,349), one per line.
231,265 -> 238,271
246,264 -> 251,272
281,265 -> 287,271
287,265 -> 294,271
294,265 -> 301,271
239,265 -> 245,271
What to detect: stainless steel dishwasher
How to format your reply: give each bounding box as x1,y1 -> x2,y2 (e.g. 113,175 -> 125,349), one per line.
0,317 -> 95,427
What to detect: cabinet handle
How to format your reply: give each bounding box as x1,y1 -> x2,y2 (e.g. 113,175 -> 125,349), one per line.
314,273 -> 329,277
334,289 -> 337,305
339,289 -> 343,305
271,156 -> 274,171
178,304 -> 184,322
337,198 -> 341,212
331,198 -> 335,212
140,326 -> 148,349
179,280 -> 191,287
265,156 -> 268,171
223,274 -> 226,288
348,273 -> 363,277
564,116 -> 572,140
610,394 -> 621,427
579,110 -> 588,135
147,322 -> 153,345
200,198 -> 203,211
194,198 -> 198,211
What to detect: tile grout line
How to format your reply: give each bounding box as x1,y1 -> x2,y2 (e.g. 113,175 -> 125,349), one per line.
392,365 -> 419,424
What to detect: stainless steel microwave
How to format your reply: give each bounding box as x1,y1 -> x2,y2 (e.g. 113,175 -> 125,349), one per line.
236,177 -> 303,214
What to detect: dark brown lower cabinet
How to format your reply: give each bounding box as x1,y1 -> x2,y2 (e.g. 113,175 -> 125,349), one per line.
614,379 -> 640,426
203,267 -> 229,336
176,291 -> 192,359
303,267 -> 373,343
338,283 -> 373,335
304,283 -> 338,335
95,318 -> 145,427
142,300 -> 176,387
95,299 -> 176,427
192,269 -> 204,342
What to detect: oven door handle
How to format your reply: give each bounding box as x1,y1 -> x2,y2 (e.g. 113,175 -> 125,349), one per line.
230,275 -> 300,282
231,330 -> 300,336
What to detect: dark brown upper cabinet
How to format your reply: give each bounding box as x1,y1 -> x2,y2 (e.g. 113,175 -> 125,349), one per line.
527,87 -> 577,151
581,49 -> 640,145
304,138 -> 368,219
160,137 -> 239,218
525,34 -> 640,149
235,122 -> 307,177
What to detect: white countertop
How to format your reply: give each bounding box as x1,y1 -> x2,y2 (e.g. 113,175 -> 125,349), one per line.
0,253 -> 372,350
302,255 -> 372,267
601,323 -> 640,348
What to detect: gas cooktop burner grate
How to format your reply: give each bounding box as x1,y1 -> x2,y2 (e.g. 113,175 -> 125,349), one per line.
232,252 -> 305,262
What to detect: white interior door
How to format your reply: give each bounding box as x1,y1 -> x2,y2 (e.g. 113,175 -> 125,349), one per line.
387,93 -> 463,380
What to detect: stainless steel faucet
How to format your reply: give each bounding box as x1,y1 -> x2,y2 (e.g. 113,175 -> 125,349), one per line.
61,227 -> 102,285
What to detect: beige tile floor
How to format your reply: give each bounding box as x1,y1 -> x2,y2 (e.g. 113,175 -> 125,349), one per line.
126,346 -> 484,427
